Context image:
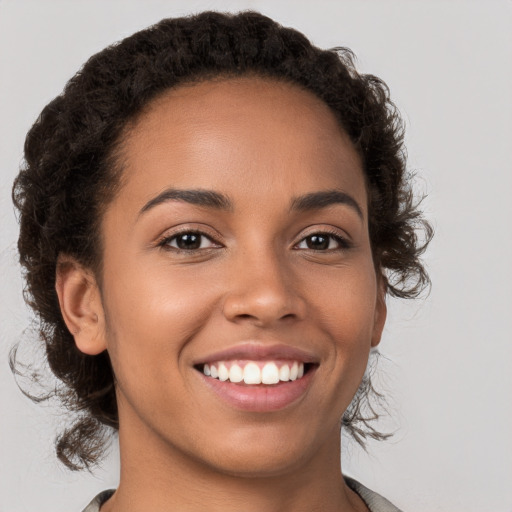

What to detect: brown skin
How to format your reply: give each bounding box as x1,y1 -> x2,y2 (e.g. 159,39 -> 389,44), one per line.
56,78 -> 386,512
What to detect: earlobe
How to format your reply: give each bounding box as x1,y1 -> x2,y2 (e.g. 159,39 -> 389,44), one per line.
55,255 -> 107,355
371,279 -> 387,348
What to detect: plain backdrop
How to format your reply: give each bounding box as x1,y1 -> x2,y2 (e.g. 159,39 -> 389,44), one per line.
1,1 -> 511,511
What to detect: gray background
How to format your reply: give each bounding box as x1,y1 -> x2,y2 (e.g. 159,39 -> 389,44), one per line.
1,0 -> 511,510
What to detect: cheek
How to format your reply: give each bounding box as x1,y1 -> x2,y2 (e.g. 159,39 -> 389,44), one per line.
308,262 -> 378,389
104,249 -> 216,328
310,260 -> 378,335
100,260 -> 218,389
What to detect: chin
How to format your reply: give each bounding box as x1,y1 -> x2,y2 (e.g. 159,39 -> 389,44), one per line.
201,448 -> 310,479
182,422 -> 331,479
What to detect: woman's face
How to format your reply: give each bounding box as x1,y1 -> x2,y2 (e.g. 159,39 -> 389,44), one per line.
91,77 -> 386,476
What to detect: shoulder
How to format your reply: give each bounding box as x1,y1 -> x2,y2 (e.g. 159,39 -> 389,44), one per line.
345,477 -> 404,512
81,490 -> 115,512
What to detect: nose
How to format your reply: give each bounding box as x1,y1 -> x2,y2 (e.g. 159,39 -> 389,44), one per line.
222,249 -> 306,327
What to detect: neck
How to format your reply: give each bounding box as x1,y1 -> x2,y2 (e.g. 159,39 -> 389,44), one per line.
102,408 -> 367,512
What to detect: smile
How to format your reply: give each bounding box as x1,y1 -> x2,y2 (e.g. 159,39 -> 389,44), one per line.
194,344 -> 318,412
202,360 -> 306,385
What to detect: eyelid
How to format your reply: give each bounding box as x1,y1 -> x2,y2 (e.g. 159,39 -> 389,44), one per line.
155,224 -> 224,250
293,226 -> 353,250
295,224 -> 352,241
165,232 -> 219,250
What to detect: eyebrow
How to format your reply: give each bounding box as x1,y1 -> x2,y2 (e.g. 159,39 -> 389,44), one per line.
138,187 -> 363,219
290,190 -> 363,219
139,188 -> 232,215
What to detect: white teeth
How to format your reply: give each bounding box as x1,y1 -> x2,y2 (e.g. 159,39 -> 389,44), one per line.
202,360 -> 308,385
229,364 -> 243,383
243,362 -> 261,384
261,362 -> 279,384
290,362 -> 299,381
218,363 -> 229,381
279,364 -> 290,382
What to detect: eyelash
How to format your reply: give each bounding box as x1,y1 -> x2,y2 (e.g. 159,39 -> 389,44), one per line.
158,230 -> 221,253
294,230 -> 351,251
158,228 -> 351,253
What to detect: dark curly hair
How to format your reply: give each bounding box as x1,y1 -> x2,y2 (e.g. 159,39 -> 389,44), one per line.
12,11 -> 432,471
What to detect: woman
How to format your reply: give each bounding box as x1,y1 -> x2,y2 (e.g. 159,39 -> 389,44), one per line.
12,11 -> 430,512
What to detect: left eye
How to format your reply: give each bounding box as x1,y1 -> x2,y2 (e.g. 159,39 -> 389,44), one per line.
296,233 -> 346,251
162,232 -> 218,251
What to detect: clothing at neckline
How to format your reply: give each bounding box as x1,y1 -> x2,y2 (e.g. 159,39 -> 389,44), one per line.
81,478 -> 403,512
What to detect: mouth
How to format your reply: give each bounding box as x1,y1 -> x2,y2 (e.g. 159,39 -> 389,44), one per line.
196,360 -> 315,385
193,344 -> 319,412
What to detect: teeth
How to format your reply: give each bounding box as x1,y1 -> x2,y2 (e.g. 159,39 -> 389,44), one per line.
203,360 -> 306,385
243,362 -> 261,384
218,363 -> 229,381
229,364 -> 243,383
261,362 -> 279,384
279,364 -> 290,382
290,362 -> 298,381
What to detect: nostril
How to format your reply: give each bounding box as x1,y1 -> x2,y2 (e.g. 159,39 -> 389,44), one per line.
222,288 -> 306,326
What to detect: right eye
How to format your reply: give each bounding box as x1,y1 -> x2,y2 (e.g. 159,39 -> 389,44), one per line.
160,231 -> 220,251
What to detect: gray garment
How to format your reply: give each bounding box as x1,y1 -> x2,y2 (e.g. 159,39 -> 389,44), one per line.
82,490 -> 114,512
81,479 -> 402,512
345,477 -> 404,512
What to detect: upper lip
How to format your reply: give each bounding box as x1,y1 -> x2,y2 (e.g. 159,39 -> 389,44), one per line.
194,343 -> 319,365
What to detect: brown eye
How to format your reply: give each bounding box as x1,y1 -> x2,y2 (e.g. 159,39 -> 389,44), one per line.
162,231 -> 219,251
305,234 -> 329,250
296,233 -> 349,251
175,233 -> 201,250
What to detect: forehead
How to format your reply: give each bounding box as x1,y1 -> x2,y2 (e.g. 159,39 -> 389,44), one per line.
115,77 -> 366,213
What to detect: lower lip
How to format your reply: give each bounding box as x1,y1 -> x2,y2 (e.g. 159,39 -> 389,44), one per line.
198,367 -> 316,412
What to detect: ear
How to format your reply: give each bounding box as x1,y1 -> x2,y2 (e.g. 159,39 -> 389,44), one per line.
371,277 -> 387,348
55,255 -> 107,355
